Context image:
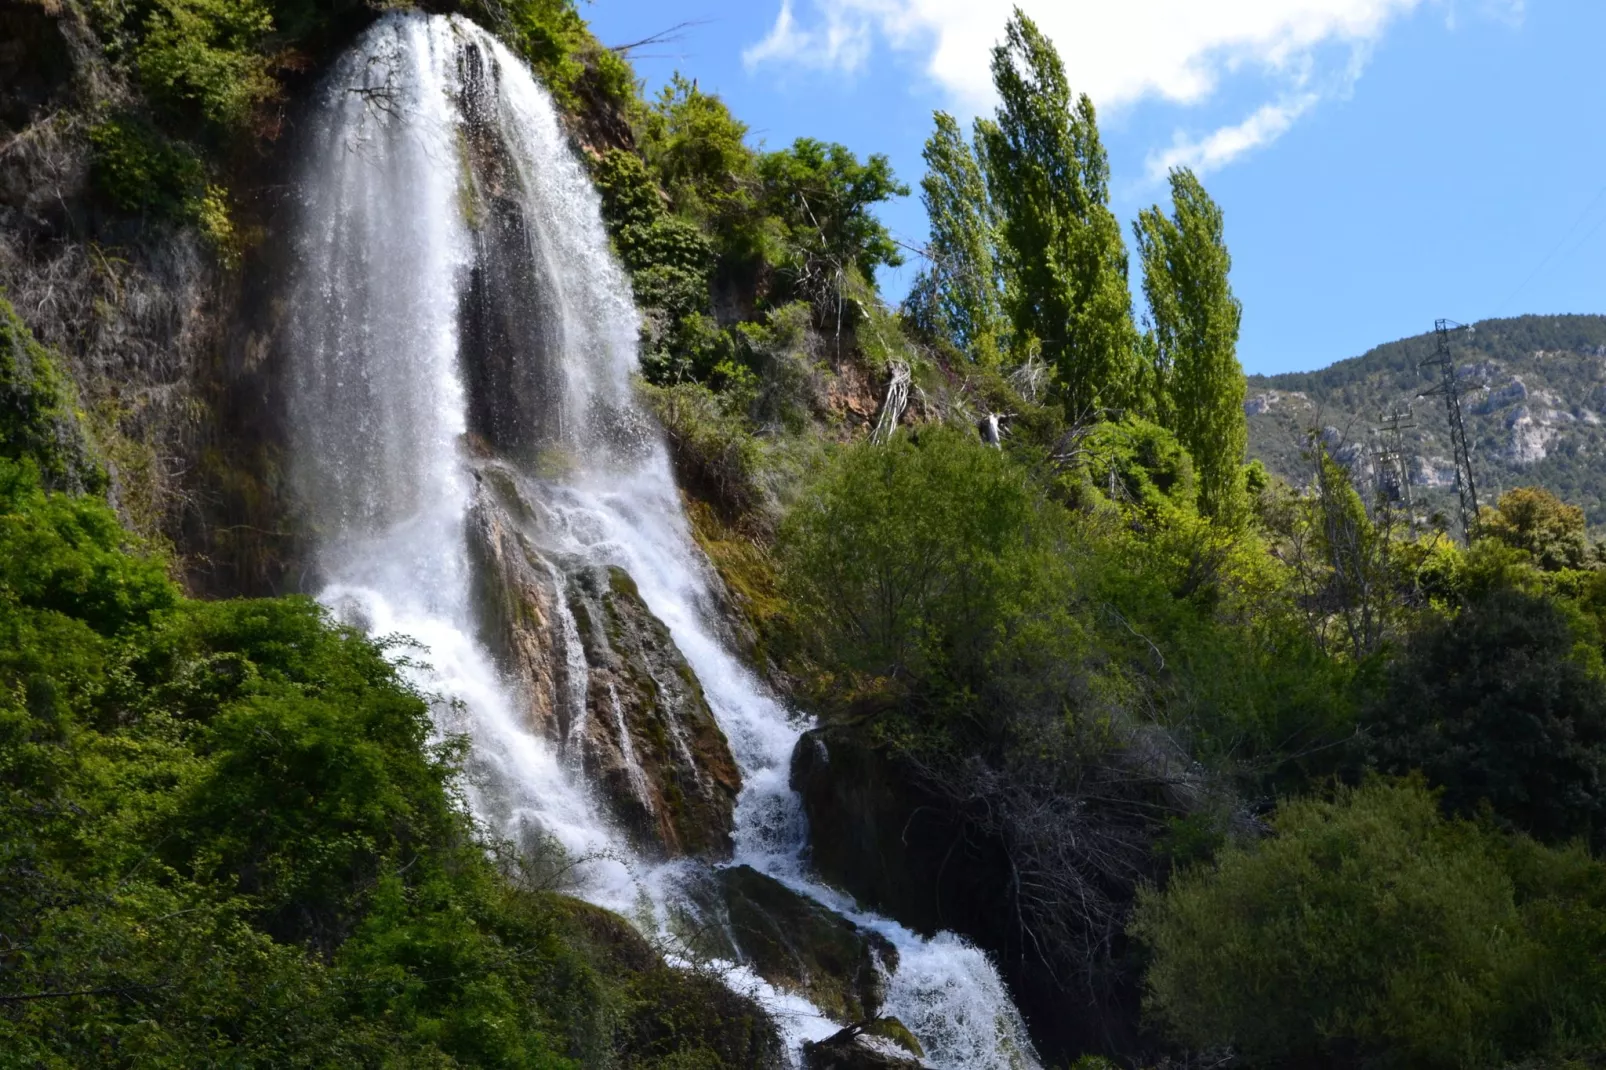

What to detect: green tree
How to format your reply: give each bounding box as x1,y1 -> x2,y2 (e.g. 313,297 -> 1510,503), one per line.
1133,168 -> 1246,517
777,428 -> 1080,692
1481,486 -> 1590,572
758,138 -> 908,296
906,112 -> 1006,363
639,74 -> 759,254
976,9 -> 1137,417
1364,583 -> 1606,848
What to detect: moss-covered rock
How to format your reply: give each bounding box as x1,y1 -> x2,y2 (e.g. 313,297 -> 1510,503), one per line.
802,1025 -> 929,1070
552,895 -> 787,1069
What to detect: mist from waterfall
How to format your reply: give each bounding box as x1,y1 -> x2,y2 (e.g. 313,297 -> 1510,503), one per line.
285,13 -> 1039,1067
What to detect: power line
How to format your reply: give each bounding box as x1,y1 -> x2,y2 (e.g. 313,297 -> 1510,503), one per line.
1492,179 -> 1606,316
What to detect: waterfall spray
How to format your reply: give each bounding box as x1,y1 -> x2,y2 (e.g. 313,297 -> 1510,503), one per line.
286,13 -> 1039,1067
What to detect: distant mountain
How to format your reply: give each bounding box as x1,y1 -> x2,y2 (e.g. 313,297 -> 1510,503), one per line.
1246,314 -> 1606,529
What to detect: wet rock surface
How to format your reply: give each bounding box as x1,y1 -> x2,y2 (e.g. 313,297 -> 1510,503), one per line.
801,1023 -> 929,1070
565,561 -> 741,859
467,468 -> 576,744
710,864 -> 898,1023
468,463 -> 741,860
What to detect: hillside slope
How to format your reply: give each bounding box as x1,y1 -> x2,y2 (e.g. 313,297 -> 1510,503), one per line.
1247,314 -> 1606,526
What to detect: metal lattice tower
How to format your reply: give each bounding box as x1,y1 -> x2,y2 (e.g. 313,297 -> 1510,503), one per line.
1371,405 -> 1417,536
1418,319 -> 1480,544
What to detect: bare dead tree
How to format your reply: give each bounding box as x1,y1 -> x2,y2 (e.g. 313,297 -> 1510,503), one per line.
871,361 -> 910,444
609,21 -> 709,55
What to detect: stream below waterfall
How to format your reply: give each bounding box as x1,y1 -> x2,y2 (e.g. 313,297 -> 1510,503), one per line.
283,13 -> 1039,1067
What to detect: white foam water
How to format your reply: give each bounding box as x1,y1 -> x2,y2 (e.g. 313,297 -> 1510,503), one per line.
285,13 -> 1038,1067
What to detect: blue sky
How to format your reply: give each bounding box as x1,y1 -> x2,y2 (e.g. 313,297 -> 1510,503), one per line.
584,0 -> 1606,376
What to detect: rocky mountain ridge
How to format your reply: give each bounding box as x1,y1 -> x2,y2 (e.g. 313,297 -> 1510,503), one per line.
1246,314 -> 1606,527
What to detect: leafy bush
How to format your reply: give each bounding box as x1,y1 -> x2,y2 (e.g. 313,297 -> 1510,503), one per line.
778,427 -> 1082,697
130,0 -> 277,129
1131,778 -> 1606,1068
640,378 -> 765,520
639,75 -> 760,255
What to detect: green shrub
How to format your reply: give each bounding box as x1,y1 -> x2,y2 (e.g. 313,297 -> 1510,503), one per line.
1131,779 -> 1606,1068
639,75 -> 760,254
641,378 -> 765,519
1482,486 -> 1591,572
132,0 -> 276,129
88,117 -> 205,215
777,427 -> 1083,695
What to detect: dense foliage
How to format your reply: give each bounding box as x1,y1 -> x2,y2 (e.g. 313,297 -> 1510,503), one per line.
1132,779 -> 1606,1068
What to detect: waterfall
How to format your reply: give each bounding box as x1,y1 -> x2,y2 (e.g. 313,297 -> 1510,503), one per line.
285,13 -> 1038,1068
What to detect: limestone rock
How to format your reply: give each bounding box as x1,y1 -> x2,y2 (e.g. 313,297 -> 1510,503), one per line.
466,469 -> 576,744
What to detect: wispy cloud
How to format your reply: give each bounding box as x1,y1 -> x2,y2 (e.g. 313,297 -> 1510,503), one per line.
742,0 -> 877,73
1146,93 -> 1321,179
745,0 -> 1515,177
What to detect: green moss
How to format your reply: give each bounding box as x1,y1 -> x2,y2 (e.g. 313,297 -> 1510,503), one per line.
0,294 -> 103,495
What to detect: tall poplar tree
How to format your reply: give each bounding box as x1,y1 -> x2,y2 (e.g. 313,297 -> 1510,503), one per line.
1134,167 -> 1247,517
907,111 -> 1006,364
977,9 -> 1137,418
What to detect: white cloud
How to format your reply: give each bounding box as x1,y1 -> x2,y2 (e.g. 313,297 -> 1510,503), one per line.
1146,92 -> 1320,179
745,0 -> 1459,175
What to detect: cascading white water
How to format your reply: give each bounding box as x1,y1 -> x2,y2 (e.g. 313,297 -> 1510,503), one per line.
286,13 -> 1039,1068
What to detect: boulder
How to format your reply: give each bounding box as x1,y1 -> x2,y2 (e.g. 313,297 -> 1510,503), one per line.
802,1023 -> 928,1070
790,724 -> 1140,1062
552,896 -> 787,1069
717,865 -> 897,1022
